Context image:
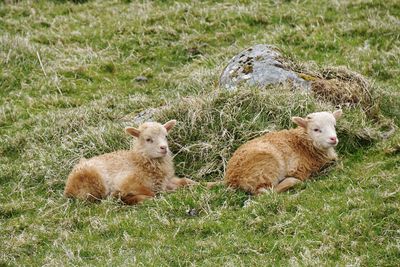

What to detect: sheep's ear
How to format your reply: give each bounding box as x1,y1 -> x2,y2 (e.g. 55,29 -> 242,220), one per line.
163,120 -> 177,132
125,127 -> 140,138
292,117 -> 308,128
333,109 -> 343,120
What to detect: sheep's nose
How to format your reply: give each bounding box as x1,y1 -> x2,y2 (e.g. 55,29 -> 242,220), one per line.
329,137 -> 337,143
160,145 -> 167,150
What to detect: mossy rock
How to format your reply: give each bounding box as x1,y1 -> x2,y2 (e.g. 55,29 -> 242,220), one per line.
219,44 -> 311,91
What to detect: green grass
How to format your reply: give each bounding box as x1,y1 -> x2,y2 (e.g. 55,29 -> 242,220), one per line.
1,0 -> 399,265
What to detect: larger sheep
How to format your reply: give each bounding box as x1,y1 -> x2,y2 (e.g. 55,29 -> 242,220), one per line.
64,120 -> 196,204
223,110 -> 343,194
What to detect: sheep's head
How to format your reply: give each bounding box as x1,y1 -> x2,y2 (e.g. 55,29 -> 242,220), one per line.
292,110 -> 343,150
125,120 -> 177,159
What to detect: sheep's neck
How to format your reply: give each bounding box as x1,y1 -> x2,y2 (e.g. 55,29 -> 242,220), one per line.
292,127 -> 335,174
132,152 -> 174,192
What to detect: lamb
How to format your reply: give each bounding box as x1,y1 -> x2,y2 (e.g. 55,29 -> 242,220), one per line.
64,120 -> 196,204
219,110 -> 343,194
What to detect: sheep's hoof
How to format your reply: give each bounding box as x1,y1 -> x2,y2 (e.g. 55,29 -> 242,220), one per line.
206,181 -> 222,189
183,178 -> 198,186
255,187 -> 271,195
274,177 -> 302,193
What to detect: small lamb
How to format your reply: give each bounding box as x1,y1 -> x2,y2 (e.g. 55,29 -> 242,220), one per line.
64,120 -> 196,204
223,110 -> 343,194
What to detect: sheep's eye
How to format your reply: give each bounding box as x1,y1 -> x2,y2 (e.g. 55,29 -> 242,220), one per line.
314,128 -> 321,133
146,138 -> 153,143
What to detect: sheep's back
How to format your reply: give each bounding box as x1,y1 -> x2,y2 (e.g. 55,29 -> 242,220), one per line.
262,129 -> 331,180
224,134 -> 290,193
75,150 -> 137,194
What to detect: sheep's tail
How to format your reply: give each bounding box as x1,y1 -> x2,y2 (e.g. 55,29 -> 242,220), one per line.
206,180 -> 224,189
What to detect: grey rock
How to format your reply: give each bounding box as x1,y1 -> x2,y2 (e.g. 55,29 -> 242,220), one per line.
219,44 -> 310,91
186,208 -> 198,217
132,108 -> 158,124
131,105 -> 170,125
134,76 -> 148,83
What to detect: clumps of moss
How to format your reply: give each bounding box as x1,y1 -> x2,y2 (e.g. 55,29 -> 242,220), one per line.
311,67 -> 374,110
282,57 -> 376,111
312,78 -> 366,105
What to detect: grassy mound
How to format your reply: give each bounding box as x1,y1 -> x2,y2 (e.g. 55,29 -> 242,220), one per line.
1,82 -> 391,193
128,83 -> 392,182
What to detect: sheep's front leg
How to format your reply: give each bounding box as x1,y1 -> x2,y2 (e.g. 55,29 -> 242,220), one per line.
116,185 -> 155,205
120,194 -> 153,205
274,177 -> 301,193
166,177 -> 197,192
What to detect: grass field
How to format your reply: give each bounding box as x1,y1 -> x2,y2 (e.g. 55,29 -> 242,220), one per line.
1,0 -> 399,266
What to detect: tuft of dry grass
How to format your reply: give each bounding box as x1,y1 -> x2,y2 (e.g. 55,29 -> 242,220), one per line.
285,59 -> 376,111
